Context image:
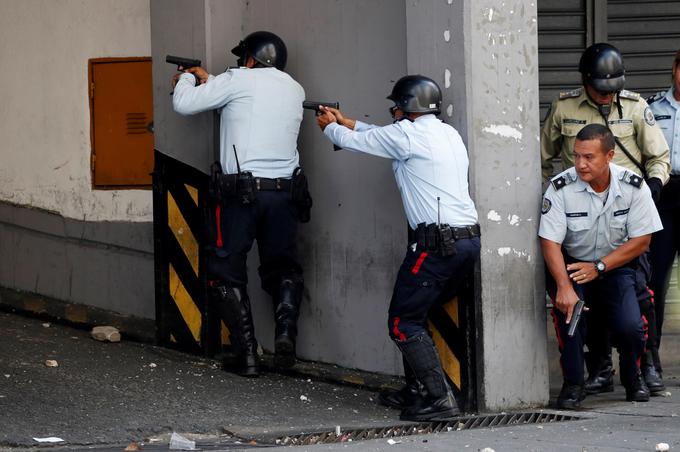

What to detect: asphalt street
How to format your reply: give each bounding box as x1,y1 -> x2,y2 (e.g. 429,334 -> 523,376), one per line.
1,310 -> 679,452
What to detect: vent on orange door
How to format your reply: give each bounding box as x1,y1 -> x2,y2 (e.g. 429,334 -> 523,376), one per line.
89,57 -> 154,188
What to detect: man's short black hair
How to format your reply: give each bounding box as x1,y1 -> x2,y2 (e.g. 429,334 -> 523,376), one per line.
576,123 -> 615,153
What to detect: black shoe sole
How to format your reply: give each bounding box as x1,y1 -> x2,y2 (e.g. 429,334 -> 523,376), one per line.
378,394 -> 405,410
275,338 -> 296,368
649,387 -> 666,396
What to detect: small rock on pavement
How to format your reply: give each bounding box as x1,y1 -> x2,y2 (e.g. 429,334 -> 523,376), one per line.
124,442 -> 141,451
91,326 -> 121,343
655,443 -> 670,452
45,360 -> 58,367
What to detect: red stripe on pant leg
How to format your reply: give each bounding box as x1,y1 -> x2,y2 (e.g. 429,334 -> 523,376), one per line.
411,252 -> 428,275
551,309 -> 565,352
392,317 -> 406,341
215,205 -> 223,248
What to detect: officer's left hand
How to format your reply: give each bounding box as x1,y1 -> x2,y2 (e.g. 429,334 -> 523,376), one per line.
646,177 -> 663,203
567,262 -> 598,285
316,108 -> 337,131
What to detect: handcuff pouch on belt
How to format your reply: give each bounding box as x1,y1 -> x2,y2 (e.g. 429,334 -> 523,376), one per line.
291,167 -> 313,223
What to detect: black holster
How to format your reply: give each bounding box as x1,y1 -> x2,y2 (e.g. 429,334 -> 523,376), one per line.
412,223 -> 457,257
291,167 -> 313,223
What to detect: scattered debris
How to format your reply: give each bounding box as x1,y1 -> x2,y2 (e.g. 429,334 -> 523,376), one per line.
387,439 -> 402,445
45,360 -> 58,368
42,323 -> 50,328
480,449 -> 495,452
169,432 -> 196,450
91,326 -> 121,343
149,363 -> 158,368
124,441 -> 141,451
655,443 -> 670,452
662,391 -> 672,397
33,437 -> 64,443
335,426 -> 341,436
300,395 -> 308,402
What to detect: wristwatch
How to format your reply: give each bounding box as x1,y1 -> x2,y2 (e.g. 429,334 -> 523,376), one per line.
594,259 -> 607,275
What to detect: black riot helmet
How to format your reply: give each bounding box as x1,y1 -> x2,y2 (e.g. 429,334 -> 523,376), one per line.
387,75 -> 442,115
231,31 -> 288,70
578,43 -> 626,93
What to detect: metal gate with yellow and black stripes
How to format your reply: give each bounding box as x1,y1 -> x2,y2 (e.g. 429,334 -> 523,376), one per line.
152,150 -> 229,356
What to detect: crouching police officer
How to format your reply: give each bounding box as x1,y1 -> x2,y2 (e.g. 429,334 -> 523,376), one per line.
172,31 -> 310,376
315,75 -> 481,421
541,43 -> 670,396
540,124 -> 663,409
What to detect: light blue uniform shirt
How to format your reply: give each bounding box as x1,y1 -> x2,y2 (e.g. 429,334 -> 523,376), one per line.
539,163 -> 662,261
648,87 -> 680,175
324,115 -> 478,229
173,67 -> 305,178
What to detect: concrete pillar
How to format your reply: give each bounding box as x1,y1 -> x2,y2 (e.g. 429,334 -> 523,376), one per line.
405,0 -> 548,410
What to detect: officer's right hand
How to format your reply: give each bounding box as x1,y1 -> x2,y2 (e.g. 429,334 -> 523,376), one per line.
555,286 -> 583,325
186,66 -> 209,84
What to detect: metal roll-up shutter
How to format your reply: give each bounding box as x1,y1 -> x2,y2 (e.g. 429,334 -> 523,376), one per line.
607,1 -> 680,97
538,0 -> 590,122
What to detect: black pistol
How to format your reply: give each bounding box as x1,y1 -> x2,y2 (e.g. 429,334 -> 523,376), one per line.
303,101 -> 341,151
303,101 -> 340,113
567,299 -> 585,337
166,55 -> 202,71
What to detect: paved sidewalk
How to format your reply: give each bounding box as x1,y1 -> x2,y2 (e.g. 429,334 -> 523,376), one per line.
0,310 -> 678,452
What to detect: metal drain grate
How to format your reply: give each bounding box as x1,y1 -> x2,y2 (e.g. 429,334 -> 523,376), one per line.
273,412 -> 581,446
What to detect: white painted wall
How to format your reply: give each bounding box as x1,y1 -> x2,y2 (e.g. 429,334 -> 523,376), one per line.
0,0 -> 152,222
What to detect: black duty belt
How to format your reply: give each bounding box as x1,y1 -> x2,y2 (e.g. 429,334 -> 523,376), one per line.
254,177 -> 292,191
409,223 -> 481,243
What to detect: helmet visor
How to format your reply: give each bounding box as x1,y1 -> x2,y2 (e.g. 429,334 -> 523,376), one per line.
589,75 -> 625,94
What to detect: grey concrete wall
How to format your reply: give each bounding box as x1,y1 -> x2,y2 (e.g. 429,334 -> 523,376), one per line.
0,202 -> 154,320
462,1 -> 548,409
152,0 -> 408,374
151,1 -> 550,410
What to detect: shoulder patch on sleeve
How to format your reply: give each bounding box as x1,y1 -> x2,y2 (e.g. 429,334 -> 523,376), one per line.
644,107 -> 656,126
559,88 -> 582,100
541,197 -> 552,214
619,89 -> 640,101
619,170 -> 643,188
646,91 -> 666,105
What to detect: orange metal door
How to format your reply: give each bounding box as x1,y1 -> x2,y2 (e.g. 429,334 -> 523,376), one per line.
90,58 -> 154,187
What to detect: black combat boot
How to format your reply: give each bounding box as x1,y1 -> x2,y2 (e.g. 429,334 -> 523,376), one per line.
273,279 -> 302,368
396,332 -> 459,422
641,350 -> 665,395
556,382 -> 585,410
378,357 -> 423,410
212,284 -> 259,377
584,353 -> 614,395
624,372 -> 650,402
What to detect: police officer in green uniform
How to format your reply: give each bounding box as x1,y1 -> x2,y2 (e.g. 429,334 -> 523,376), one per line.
540,43 -> 671,395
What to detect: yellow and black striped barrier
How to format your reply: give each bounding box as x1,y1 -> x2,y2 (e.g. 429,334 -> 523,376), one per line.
152,151 -> 229,356
428,281 -> 477,412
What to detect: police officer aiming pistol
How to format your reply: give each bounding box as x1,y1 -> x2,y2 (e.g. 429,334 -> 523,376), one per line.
172,31 -> 310,376
316,75 -> 481,421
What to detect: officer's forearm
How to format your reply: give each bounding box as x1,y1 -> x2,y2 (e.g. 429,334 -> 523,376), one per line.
600,235 -> 651,272
540,238 -> 571,288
